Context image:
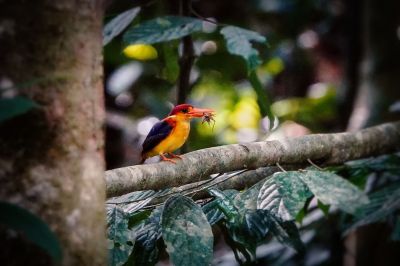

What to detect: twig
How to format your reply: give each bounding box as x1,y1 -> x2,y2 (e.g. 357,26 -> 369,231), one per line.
276,162 -> 287,172
188,4 -> 229,27
307,158 -> 324,170
183,170 -> 248,197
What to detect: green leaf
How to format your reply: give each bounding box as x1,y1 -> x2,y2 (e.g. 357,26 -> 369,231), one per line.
209,189 -> 264,262
345,183 -> 400,234
227,210 -> 304,259
0,201 -> 62,262
161,195 -> 213,266
107,205 -> 134,266
366,154 -> 400,173
257,172 -> 312,221
123,16 -> 203,45
226,210 -> 271,261
203,199 -> 224,225
210,188 -> 304,262
337,154 -> 400,188
103,7 -> 141,46
295,197 -> 312,224
126,207 -> 163,266
299,170 -> 369,214
0,96 -> 38,123
255,210 -> 305,253
220,26 -> 267,71
161,43 -> 180,83
203,189 -> 239,225
248,71 -> 274,125
208,188 -> 239,222
239,210 -> 305,252
233,175 -> 267,210
128,210 -> 152,229
317,200 -> 330,216
355,183 -> 400,217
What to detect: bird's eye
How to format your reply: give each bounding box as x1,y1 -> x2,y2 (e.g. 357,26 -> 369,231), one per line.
181,109 -> 188,113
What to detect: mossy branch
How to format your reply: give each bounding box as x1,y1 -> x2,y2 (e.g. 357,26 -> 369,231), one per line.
106,121 -> 400,197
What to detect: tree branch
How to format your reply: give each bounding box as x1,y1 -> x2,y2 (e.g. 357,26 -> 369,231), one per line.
106,121 -> 400,197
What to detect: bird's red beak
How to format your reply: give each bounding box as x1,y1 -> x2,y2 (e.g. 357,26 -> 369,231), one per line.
187,107 -> 215,118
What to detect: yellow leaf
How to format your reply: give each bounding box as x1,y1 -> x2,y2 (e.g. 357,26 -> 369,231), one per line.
123,44 -> 158,60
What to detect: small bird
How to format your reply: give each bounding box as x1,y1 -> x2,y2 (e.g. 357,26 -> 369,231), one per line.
141,104 -> 214,163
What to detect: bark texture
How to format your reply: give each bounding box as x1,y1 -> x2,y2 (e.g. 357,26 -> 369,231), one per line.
106,121 -> 400,197
0,0 -> 106,265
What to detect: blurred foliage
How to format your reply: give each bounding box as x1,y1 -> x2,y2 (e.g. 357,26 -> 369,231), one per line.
0,202 -> 62,263
271,85 -> 337,132
0,97 -> 38,124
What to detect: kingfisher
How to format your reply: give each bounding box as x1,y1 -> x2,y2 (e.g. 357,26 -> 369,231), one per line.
141,104 -> 215,163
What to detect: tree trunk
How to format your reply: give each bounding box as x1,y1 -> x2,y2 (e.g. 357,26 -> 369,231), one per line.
0,0 -> 106,265
348,0 -> 400,131
344,1 -> 400,264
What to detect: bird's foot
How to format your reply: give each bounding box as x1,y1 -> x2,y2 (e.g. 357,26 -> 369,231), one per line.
168,153 -> 182,159
160,154 -> 177,164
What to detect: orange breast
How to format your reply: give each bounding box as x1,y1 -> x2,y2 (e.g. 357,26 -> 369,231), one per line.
146,118 -> 190,157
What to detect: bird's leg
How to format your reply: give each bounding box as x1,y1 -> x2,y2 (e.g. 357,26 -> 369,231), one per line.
168,153 -> 182,159
160,153 -> 177,164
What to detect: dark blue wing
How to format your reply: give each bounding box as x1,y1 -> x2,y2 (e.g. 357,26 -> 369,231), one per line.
141,120 -> 173,154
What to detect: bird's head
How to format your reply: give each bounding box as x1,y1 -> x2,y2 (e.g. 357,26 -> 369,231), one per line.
169,104 -> 214,119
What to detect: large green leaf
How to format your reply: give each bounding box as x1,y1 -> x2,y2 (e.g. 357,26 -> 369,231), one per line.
220,26 -> 267,71
0,96 -> 38,123
257,172 -> 312,221
103,7 -> 141,46
107,205 -> 134,266
123,16 -> 203,45
161,195 -> 213,266
126,207 -> 163,266
299,170 -> 369,214
0,202 -> 62,263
